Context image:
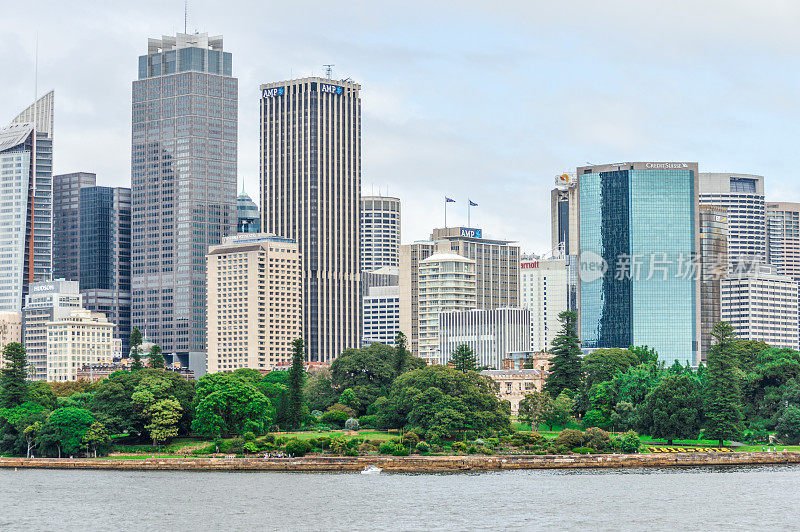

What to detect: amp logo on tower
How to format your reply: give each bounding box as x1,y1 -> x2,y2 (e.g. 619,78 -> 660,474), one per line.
319,83 -> 344,95
262,87 -> 285,98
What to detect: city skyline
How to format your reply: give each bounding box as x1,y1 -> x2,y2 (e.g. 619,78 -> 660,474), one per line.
3,1 -> 799,255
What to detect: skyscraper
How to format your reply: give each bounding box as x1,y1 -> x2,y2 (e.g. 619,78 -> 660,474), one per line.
131,33 -> 237,372
0,92 -> 54,313
237,188 -> 260,233
767,202 -> 800,282
361,195 -> 400,271
260,77 -> 361,363
53,172 -> 96,281
578,162 -> 700,365
699,173 -> 765,266
551,173 -> 578,256
699,205 -> 728,361
520,255 -> 569,352
80,186 -> 132,354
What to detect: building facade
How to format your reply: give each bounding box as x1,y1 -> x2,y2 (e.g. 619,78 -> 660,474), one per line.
22,280 -> 83,380
439,308 -> 531,369
520,255 -> 569,352
46,309 -> 115,382
0,312 -> 22,369
206,233 -> 302,373
237,188 -> 260,233
721,264 -> 799,350
362,285 -> 400,347
260,77 -> 361,363
480,369 -> 545,415
699,173 -> 765,266
80,186 -> 132,353
551,173 -> 578,256
361,195 -> 400,272
578,162 -> 700,365
417,253 -> 476,363
53,172 -> 96,281
131,33 -> 238,372
0,92 -> 54,313
767,202 -> 800,282
699,205 -> 728,361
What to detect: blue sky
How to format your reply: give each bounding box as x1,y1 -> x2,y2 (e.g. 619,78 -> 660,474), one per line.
1,0 -> 798,253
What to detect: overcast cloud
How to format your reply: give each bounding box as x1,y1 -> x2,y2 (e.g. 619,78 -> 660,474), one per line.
1,0 -> 798,253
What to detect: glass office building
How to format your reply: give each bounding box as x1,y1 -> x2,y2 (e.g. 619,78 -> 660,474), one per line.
131,33 -> 237,374
578,162 -> 700,365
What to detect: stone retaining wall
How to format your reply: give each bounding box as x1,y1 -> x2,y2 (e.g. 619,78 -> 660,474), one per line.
1,452 -> 799,473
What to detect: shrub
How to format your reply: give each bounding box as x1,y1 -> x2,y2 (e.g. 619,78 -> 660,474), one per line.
263,433 -> 276,444
358,415 -> 377,428
242,431 -> 256,442
514,432 -> 544,445
584,427 -> 612,452
416,441 -> 430,454
451,442 -> 468,453
583,409 -> 610,429
392,446 -> 410,457
555,445 -> 570,454
468,445 -> 478,454
344,418 -> 360,431
479,446 -> 493,455
321,410 -> 349,427
402,432 -> 420,447
285,439 -> 312,457
326,403 -> 356,418
345,449 -> 359,457
243,442 -> 260,454
487,438 -> 500,447
425,430 -> 442,445
228,438 -> 244,454
612,430 -> 642,454
554,429 -> 585,449
329,436 -> 348,454
310,410 -> 324,419
358,442 -> 374,454
473,438 -> 484,446
572,447 -> 595,454
379,442 -> 397,455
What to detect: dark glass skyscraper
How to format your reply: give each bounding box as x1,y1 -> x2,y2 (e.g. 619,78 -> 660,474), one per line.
80,186 -> 132,353
131,33 -> 237,372
578,162 -> 700,365
53,172 -> 96,281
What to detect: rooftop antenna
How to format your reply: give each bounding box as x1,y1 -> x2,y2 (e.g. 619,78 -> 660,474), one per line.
184,0 -> 188,33
323,64 -> 334,79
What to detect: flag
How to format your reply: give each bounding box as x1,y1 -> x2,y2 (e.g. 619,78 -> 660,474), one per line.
445,197 -> 455,203
469,200 -> 478,207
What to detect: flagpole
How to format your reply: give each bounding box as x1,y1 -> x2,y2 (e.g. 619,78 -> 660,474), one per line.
468,201 -> 470,227
444,198 -> 447,228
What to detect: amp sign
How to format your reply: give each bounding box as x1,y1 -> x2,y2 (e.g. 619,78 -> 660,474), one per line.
319,83 -> 344,95
262,87 -> 285,98
459,227 -> 482,239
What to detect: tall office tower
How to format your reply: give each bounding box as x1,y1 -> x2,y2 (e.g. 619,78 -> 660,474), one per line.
578,162 -> 700,365
80,186 -> 132,354
22,279 -> 82,380
237,188 -> 260,233
439,308 -> 530,368
417,253 -> 476,364
722,263 -> 799,350
260,77 -> 361,363
53,172 -> 96,281
699,173 -> 765,266
399,226 -> 519,356
362,285 -> 400,347
767,202 -> 800,282
131,33 -> 237,372
361,195 -> 401,271
520,255 -> 569,352
699,205 -> 728,361
46,309 -> 115,382
0,92 -> 54,313
206,234 -> 301,373
551,173 -> 578,255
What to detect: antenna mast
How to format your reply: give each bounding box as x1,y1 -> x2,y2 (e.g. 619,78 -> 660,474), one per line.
323,64 -> 334,79
184,1 -> 188,33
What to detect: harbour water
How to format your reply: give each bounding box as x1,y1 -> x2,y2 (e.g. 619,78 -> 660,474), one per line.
1,466 -> 798,530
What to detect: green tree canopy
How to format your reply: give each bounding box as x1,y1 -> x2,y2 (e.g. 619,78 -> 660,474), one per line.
145,399 -> 182,446
129,328 -> 143,371
0,343 -> 29,408
147,345 -> 166,370
191,373 -> 275,437
286,338 -> 306,429
330,343 -> 397,415
449,344 -> 477,373
705,322 -> 744,446
544,311 -> 583,397
38,407 -> 95,457
638,374 -> 704,444
518,390 -> 553,429
583,348 -> 639,389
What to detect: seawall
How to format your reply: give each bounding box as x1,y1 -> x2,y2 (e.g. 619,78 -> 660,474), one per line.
1,452 -> 799,473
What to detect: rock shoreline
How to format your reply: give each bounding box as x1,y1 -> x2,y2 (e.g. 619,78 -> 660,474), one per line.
1,452 -> 799,473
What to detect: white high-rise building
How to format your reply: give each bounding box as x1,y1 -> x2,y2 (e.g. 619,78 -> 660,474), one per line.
361,196 -> 400,272
22,280 -> 83,380
767,202 -> 800,283
520,255 -> 569,351
699,173 -> 766,266
721,263 -> 799,350
206,233 -> 302,373
260,77 -> 361,363
439,308 -> 531,368
46,309 -> 115,382
0,92 -> 54,313
362,285 -> 400,347
417,253 -> 476,364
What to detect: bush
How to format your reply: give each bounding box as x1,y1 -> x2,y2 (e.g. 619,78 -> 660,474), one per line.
473,438 -> 484,446
358,415 -> 377,428
285,439 -> 312,457
243,442 -> 260,454
402,432 -> 420,447
584,427 -> 612,452
415,441 -> 430,454
263,433 -> 276,444
612,430 -> 642,454
242,431 -> 256,442
227,438 -> 244,454
583,409 -> 610,429
425,430 -> 443,445
310,410 -> 324,419
359,442 -> 374,454
572,447 -> 595,454
329,436 -> 348,454
344,418 -> 360,431
345,449 -> 359,457
321,410 -> 349,427
326,403 -> 356,418
451,442 -> 468,453
479,446 -> 493,455
392,446 -> 410,457
513,432 -> 544,445
467,445 -> 478,454
554,429 -> 585,449
379,442 -> 397,455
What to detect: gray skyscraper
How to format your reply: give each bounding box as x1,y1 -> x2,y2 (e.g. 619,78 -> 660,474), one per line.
237,188 -> 260,233
260,77 -> 362,363
0,91 -> 54,313
53,172 -> 96,281
131,33 -> 237,372
80,186 -> 132,354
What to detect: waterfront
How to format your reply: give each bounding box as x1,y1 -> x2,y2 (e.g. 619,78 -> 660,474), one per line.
1,466 -> 798,531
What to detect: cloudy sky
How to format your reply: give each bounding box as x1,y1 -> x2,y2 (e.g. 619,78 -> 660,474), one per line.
2,0 -> 798,253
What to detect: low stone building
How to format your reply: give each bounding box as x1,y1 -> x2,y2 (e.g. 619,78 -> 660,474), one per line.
481,369 -> 547,415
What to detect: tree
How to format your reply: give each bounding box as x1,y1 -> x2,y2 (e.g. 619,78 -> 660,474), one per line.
81,422 -> 110,457
450,344 -> 477,373
145,399 -> 182,447
518,390 -> 553,429
148,345 -> 165,370
303,370 -> 338,413
542,391 -> 574,431
638,374 -> 704,444
286,338 -> 306,429
339,388 -> 359,410
23,420 -> 43,458
0,343 -> 29,408
38,408 -> 95,457
129,328 -> 143,371
775,405 -> 800,445
544,311 -> 583,398
330,343 -> 397,415
705,322 -> 744,446
192,373 -> 274,437
582,348 -> 639,389
629,345 -> 659,365
394,332 -> 409,375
